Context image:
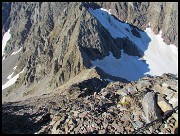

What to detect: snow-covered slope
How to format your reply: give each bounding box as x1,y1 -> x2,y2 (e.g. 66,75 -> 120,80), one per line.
2,28 -> 11,56
143,29 -> 178,76
2,68 -> 24,90
89,8 -> 178,81
91,50 -> 149,81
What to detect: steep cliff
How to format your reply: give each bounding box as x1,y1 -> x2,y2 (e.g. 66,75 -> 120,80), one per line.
97,2 -> 178,46
2,2 -> 178,102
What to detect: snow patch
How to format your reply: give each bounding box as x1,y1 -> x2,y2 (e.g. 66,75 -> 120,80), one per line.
7,72 -> 14,80
11,47 -> 22,56
2,56 -> 5,61
13,66 -> 17,70
2,28 -> 11,56
108,9 -> 111,14
2,68 -> 25,90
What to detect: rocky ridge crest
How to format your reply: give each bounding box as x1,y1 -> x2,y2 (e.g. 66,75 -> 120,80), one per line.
2,74 -> 178,134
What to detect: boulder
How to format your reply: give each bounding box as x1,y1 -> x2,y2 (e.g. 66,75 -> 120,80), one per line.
132,121 -> 143,129
136,80 -> 151,90
157,94 -> 173,112
169,96 -> 178,108
112,122 -> 124,133
51,120 -> 61,134
116,88 -> 128,96
72,111 -> 79,118
165,92 -> 175,100
99,129 -> 106,134
172,113 -> 178,121
79,111 -> 87,118
142,91 -> 162,123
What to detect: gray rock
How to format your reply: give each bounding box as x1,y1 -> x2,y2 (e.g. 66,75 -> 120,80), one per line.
79,111 -> 87,118
116,88 -> 128,96
157,94 -> 173,112
164,87 -> 176,96
161,82 -> 168,87
100,91 -> 108,97
132,108 -> 142,121
127,86 -> 138,94
142,91 -> 162,123
64,124 -> 69,134
169,95 -> 178,108
172,113 -> 178,121
51,120 -> 61,134
165,80 -> 178,91
50,108 -> 61,115
99,129 -> 106,134
102,112 -> 107,118
74,124 -> 81,133
121,114 -> 130,122
165,92 -> 175,100
112,122 -> 124,133
132,121 -> 143,129
136,80 -> 151,90
72,110 -> 79,118
102,121 -> 108,129
95,118 -> 101,124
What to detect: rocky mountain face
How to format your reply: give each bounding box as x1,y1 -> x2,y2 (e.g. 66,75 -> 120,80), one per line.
2,2 -> 178,134
2,74 -> 178,134
98,2 -> 178,46
2,2 -> 178,92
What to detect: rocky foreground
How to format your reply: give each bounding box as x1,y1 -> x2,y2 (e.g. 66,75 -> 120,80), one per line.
2,74 -> 178,134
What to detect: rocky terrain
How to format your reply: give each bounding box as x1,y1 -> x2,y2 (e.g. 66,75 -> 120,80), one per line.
2,2 -> 178,134
2,74 -> 178,134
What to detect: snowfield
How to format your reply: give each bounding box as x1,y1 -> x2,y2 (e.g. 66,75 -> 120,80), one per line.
2,28 -> 11,56
89,8 -> 178,81
2,68 -> 24,90
92,50 -> 149,81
